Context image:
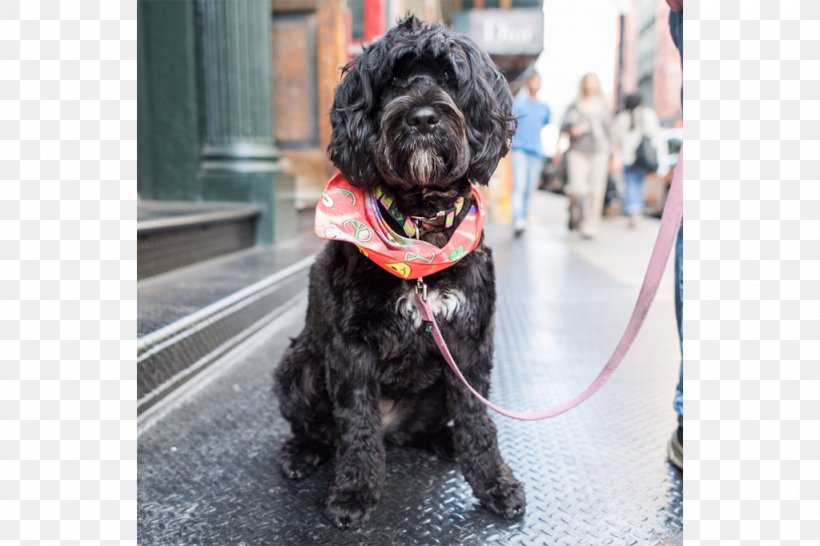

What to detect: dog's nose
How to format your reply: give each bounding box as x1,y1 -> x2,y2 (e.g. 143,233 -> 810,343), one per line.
407,107 -> 439,134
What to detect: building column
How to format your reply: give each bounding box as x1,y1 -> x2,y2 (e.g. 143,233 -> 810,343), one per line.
196,0 -> 296,243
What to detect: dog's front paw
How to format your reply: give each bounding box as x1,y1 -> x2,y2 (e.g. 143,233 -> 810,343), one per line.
478,474 -> 526,520
324,490 -> 379,530
278,437 -> 330,480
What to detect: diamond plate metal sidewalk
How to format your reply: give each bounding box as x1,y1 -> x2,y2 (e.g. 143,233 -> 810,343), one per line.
138,192 -> 683,545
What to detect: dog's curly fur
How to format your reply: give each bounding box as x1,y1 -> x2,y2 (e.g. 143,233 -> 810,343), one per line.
273,15 -> 523,529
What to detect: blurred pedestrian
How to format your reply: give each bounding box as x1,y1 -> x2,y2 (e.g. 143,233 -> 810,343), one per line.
561,73 -> 611,239
612,92 -> 660,228
666,0 -> 683,471
511,71 -> 551,237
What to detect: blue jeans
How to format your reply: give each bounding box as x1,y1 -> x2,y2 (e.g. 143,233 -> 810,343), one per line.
674,224 -> 683,422
622,164 -> 647,215
511,150 -> 545,227
670,7 -> 683,425
669,9 -> 683,66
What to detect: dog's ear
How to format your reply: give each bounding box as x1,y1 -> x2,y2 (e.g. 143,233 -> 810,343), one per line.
327,44 -> 386,188
450,36 -> 516,186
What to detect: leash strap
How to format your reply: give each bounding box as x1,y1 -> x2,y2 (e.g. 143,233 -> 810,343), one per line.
414,149 -> 683,420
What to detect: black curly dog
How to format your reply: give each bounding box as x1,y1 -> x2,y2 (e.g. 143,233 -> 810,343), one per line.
274,15 -> 524,529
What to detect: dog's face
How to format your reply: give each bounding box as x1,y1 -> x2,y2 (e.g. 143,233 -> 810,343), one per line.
374,55 -> 470,190
327,15 -> 515,191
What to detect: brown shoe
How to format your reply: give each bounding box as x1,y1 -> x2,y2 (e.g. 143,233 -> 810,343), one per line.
568,197 -> 581,231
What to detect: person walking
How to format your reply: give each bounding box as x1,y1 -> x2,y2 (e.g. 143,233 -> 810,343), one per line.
612,92 -> 660,228
561,73 -> 612,239
511,71 -> 551,237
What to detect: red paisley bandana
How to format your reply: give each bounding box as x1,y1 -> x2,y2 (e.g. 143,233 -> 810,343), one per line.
314,173 -> 486,280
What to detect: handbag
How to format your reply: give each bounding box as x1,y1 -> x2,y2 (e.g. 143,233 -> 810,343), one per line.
538,158 -> 565,193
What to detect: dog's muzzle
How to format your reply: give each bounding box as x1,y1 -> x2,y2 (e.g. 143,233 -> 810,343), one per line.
375,87 -> 470,188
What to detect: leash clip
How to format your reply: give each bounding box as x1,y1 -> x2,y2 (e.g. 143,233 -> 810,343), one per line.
415,277 -> 428,301
412,222 -> 429,303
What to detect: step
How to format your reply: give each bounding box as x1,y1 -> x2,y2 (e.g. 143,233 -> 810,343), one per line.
138,200 -> 262,280
137,232 -> 324,419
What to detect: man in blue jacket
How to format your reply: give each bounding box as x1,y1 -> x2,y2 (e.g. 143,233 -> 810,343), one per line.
511,71 -> 551,237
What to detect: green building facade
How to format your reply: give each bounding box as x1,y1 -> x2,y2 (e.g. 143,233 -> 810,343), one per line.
138,0 -> 296,243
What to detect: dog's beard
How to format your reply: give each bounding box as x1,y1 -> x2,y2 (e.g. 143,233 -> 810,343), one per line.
375,89 -> 470,190
408,148 -> 445,185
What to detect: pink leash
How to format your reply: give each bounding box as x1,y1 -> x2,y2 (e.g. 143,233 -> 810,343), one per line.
414,150 -> 683,420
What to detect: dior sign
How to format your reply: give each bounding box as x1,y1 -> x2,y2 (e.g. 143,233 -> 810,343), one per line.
451,8 -> 544,56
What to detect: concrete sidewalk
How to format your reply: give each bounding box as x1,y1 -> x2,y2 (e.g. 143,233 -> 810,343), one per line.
504,189 -> 677,299
138,190 -> 683,545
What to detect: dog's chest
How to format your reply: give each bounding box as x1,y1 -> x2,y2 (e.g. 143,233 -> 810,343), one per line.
394,285 -> 466,328
372,285 -> 468,387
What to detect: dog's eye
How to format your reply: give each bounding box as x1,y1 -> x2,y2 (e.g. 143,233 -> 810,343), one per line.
442,71 -> 450,81
391,77 -> 400,87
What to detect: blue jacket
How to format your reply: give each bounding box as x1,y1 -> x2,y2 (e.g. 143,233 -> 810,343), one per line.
512,95 -> 551,158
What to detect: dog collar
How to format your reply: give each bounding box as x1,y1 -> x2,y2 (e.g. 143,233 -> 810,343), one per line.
373,185 -> 465,238
314,173 -> 486,280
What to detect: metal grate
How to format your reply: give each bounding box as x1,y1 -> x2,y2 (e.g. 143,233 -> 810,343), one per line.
138,219 -> 683,545
137,271 -> 309,414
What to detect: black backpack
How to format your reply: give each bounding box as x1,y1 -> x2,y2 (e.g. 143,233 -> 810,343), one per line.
632,110 -> 658,172
634,136 -> 658,172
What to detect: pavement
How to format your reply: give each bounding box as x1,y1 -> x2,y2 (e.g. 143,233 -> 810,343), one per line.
138,190 -> 683,545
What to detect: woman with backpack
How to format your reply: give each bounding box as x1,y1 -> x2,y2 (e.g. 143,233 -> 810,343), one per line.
612,92 -> 661,228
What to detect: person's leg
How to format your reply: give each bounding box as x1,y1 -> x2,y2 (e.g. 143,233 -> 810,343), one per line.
579,152 -> 609,238
625,165 -> 647,226
523,155 -> 545,222
635,167 -> 647,214
511,150 -> 528,231
669,9 -> 683,64
565,151 -> 589,231
668,6 -> 684,470
668,220 -> 684,469
674,223 -> 683,423
622,165 -> 639,215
